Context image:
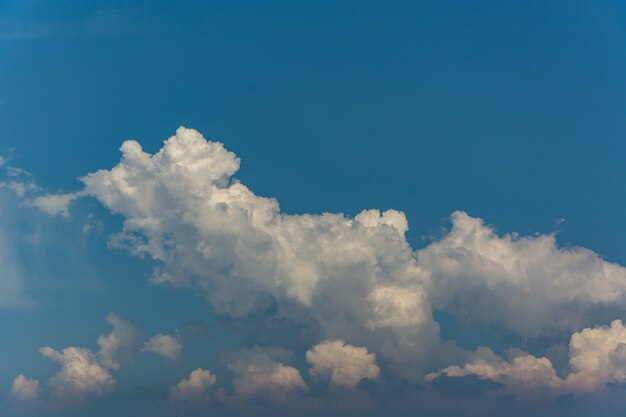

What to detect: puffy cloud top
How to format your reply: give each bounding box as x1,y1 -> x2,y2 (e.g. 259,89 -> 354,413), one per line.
39,313 -> 141,401
39,346 -> 114,400
427,320 -> 626,395
227,347 -> 307,403
306,340 -> 380,387
170,368 -> 216,401
9,375 -> 40,402
142,333 -> 181,361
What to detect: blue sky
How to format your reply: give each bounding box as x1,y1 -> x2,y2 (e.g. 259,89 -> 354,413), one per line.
2,1 -> 626,416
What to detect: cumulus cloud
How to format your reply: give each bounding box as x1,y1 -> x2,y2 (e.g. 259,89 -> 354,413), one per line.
42,127 -> 626,382
426,320 -> 626,395
40,313 -> 141,401
420,211 -> 626,336
39,346 -> 115,401
306,340 -> 380,388
170,368 -> 216,401
227,347 -> 307,402
9,375 -> 40,401
142,333 -> 181,361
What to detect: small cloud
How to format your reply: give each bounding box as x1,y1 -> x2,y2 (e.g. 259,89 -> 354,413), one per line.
227,346 -> 307,403
29,192 -> 80,218
306,340 -> 380,388
142,334 -> 181,361
9,374 -> 40,402
170,368 -> 216,402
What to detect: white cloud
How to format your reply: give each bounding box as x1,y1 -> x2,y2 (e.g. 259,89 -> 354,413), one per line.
170,368 -> 216,401
41,127 -> 626,381
227,347 -> 307,402
9,375 -> 40,401
71,127 -> 436,377
142,333 -> 181,361
426,320 -> 626,395
39,346 -> 114,401
96,313 -> 142,370
306,340 -> 380,387
420,211 -> 626,336
39,313 -> 141,401
29,192 -> 80,218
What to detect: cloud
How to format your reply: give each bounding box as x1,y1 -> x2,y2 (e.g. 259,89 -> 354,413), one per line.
40,313 -> 141,401
306,340 -> 380,388
29,192 -> 80,218
426,320 -> 626,395
142,334 -> 181,361
169,368 -> 216,401
96,313 -> 142,370
71,127 -> 437,377
227,347 -> 307,403
9,375 -> 40,402
39,346 -> 115,401
420,211 -> 626,336
41,127 -> 626,383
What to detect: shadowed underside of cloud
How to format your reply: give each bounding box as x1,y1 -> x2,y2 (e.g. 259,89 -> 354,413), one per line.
34,127 -> 626,394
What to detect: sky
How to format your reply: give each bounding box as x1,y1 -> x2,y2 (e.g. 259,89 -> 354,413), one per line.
1,1 -> 626,416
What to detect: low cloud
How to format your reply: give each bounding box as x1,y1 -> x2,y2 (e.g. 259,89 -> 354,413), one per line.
35,127 -> 626,392
427,320 -> 626,395
227,347 -> 307,403
40,313 -> 141,401
170,368 -> 216,401
142,334 -> 181,361
9,375 -> 40,402
306,340 -> 380,388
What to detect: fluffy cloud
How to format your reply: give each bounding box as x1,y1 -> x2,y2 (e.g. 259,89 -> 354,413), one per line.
426,320 -> 626,395
9,375 -> 40,401
306,340 -> 380,387
420,212 -> 626,336
42,127 -> 626,382
170,368 -> 216,401
70,127 -> 436,377
40,313 -> 140,401
227,347 -> 307,402
39,346 -> 114,400
142,333 -> 181,361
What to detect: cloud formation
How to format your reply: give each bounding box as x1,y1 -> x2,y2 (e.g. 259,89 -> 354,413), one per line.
39,346 -> 115,401
420,212 -> 626,336
142,334 -> 181,361
39,313 -> 140,401
426,320 -> 626,395
227,347 -> 307,403
38,127 -> 626,387
170,368 -> 216,401
9,375 -> 40,402
306,340 -> 380,388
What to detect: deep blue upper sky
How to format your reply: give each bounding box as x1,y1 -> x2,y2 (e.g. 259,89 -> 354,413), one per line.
2,1 -> 626,416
